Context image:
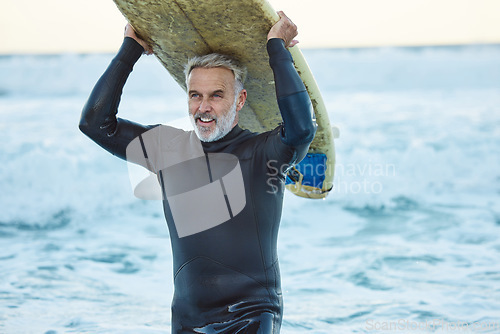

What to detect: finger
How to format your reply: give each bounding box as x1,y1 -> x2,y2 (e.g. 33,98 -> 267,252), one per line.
289,39 -> 299,48
125,24 -> 133,36
278,11 -> 292,23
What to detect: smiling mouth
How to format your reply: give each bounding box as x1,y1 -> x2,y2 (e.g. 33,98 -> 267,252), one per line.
195,115 -> 216,126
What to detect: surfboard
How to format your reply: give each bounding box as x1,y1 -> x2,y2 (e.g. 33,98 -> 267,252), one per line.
112,0 -> 336,199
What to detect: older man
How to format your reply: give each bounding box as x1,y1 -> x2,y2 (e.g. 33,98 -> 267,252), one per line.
80,11 -> 316,333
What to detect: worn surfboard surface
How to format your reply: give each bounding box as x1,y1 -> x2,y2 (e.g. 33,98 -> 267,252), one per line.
112,0 -> 336,198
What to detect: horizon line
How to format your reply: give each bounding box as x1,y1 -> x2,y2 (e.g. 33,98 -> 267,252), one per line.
2,42 -> 500,57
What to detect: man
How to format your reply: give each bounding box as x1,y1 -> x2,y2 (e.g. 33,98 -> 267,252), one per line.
80,11 -> 316,333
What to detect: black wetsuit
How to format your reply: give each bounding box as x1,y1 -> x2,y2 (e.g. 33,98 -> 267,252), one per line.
80,37 -> 316,333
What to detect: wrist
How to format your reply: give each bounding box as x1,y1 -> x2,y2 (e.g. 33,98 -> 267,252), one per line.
116,37 -> 145,66
267,38 -> 292,67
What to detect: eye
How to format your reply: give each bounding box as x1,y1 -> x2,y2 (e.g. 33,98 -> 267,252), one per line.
190,93 -> 200,99
213,93 -> 222,98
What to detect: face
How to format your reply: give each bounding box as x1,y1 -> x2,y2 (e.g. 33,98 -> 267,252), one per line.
187,67 -> 246,142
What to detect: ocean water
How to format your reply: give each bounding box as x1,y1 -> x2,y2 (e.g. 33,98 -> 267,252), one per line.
1,44 -> 499,333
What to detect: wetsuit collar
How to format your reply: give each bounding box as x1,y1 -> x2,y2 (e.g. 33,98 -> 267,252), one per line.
201,124 -> 245,152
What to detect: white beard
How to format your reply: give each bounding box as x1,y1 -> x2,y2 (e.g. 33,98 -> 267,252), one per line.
190,99 -> 238,142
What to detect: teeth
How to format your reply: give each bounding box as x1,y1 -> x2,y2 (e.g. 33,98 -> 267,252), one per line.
200,117 -> 213,122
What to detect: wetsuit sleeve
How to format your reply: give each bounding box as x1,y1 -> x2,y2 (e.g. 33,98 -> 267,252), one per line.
79,37 -> 156,161
267,38 -> 317,165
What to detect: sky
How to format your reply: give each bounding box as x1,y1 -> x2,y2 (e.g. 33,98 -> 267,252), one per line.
2,0 -> 500,53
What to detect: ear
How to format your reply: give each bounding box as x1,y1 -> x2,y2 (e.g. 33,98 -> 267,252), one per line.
236,89 -> 247,112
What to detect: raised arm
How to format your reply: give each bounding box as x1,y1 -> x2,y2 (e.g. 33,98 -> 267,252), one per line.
79,25 -> 155,160
267,12 -> 317,160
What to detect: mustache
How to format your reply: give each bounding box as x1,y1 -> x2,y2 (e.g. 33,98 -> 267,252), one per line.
193,112 -> 217,122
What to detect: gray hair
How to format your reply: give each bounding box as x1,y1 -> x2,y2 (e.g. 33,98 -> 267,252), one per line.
184,53 -> 247,94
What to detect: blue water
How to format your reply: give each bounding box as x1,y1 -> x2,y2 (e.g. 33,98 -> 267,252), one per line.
1,45 -> 499,333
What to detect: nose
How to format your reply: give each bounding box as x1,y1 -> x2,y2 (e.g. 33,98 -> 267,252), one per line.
199,97 -> 212,113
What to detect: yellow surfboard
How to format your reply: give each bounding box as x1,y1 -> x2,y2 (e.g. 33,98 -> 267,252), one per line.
112,0 -> 336,198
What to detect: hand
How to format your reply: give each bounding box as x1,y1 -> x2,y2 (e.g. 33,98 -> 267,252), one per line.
267,11 -> 299,48
124,23 -> 153,55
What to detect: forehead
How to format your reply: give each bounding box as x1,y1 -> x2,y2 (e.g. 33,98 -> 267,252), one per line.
188,67 -> 236,91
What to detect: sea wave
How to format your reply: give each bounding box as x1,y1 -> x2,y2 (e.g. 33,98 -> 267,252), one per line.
1,44 -> 499,97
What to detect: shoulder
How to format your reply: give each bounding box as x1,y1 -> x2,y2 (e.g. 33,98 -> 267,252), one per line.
243,126 -> 297,165
237,127 -> 280,149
